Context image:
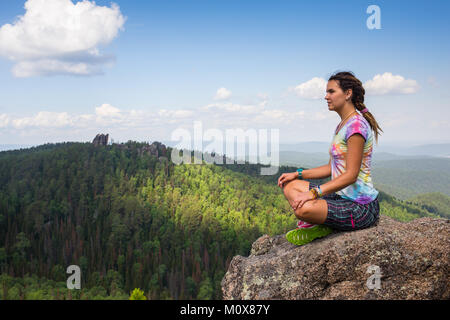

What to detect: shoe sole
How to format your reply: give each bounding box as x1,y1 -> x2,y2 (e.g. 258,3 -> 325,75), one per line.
285,225 -> 333,246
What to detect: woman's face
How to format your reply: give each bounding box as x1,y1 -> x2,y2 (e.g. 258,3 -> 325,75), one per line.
325,80 -> 349,111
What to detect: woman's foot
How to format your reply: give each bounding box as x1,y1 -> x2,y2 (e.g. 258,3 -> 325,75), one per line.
286,222 -> 333,246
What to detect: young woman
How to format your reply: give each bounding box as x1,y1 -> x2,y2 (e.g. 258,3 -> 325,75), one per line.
278,71 -> 383,246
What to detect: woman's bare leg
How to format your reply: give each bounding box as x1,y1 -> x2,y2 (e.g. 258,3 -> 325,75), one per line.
282,180 -> 328,225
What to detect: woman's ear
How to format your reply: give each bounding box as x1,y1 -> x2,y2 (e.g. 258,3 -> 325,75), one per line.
345,88 -> 353,101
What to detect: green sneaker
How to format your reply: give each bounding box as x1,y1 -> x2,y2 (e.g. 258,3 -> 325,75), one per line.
285,224 -> 333,246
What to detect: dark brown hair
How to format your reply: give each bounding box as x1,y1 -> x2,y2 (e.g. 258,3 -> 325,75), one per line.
328,71 -> 383,144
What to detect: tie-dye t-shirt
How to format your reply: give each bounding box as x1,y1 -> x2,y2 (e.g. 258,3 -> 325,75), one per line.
329,113 -> 379,204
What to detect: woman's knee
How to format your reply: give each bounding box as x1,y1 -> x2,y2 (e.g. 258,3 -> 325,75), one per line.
283,179 -> 309,194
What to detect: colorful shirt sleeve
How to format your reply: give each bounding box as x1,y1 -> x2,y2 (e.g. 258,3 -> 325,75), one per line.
345,117 -> 369,142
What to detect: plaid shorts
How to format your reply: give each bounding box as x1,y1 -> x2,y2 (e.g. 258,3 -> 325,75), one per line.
308,181 -> 380,231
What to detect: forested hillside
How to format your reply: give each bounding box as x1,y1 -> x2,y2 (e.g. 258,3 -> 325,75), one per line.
406,192 -> 450,219
0,142 -> 442,300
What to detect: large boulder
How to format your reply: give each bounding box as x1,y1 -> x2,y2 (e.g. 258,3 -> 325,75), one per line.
221,215 -> 449,300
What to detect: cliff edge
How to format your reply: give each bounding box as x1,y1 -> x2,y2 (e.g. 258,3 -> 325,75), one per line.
221,215 -> 449,300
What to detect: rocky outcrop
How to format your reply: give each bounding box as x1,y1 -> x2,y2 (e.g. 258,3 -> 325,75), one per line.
221,215 -> 449,300
92,133 -> 109,146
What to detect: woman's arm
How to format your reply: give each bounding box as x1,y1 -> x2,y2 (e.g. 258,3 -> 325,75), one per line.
318,134 -> 364,196
300,158 -> 331,180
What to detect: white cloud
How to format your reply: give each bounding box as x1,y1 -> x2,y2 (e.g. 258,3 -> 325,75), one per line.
11,111 -> 72,128
214,87 -> 232,100
0,98 -> 308,137
293,77 -> 327,100
12,58 -> 104,78
290,73 -> 419,99
0,0 -> 125,77
0,82 -> 444,146
0,114 -> 10,128
364,72 -> 419,95
95,103 -> 122,118
0,101 -> 435,147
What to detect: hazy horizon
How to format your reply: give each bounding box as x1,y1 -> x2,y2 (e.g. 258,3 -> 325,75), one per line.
2,138 -> 450,155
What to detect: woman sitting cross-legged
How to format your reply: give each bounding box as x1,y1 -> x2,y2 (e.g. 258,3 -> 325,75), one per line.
278,71 -> 382,246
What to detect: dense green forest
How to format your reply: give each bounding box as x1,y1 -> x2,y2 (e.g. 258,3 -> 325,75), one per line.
0,142 -> 444,300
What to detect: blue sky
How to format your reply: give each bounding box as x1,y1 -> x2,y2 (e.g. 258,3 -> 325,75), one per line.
0,0 -> 449,148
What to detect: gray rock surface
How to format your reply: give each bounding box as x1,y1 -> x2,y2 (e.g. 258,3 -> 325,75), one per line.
221,215 -> 449,300
92,133 -> 109,146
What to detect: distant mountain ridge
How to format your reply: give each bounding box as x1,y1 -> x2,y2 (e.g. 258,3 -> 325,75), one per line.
376,143 -> 450,158
278,142 -> 450,158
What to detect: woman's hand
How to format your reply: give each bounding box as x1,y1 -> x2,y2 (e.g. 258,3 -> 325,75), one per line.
277,172 -> 298,188
290,191 -> 314,210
